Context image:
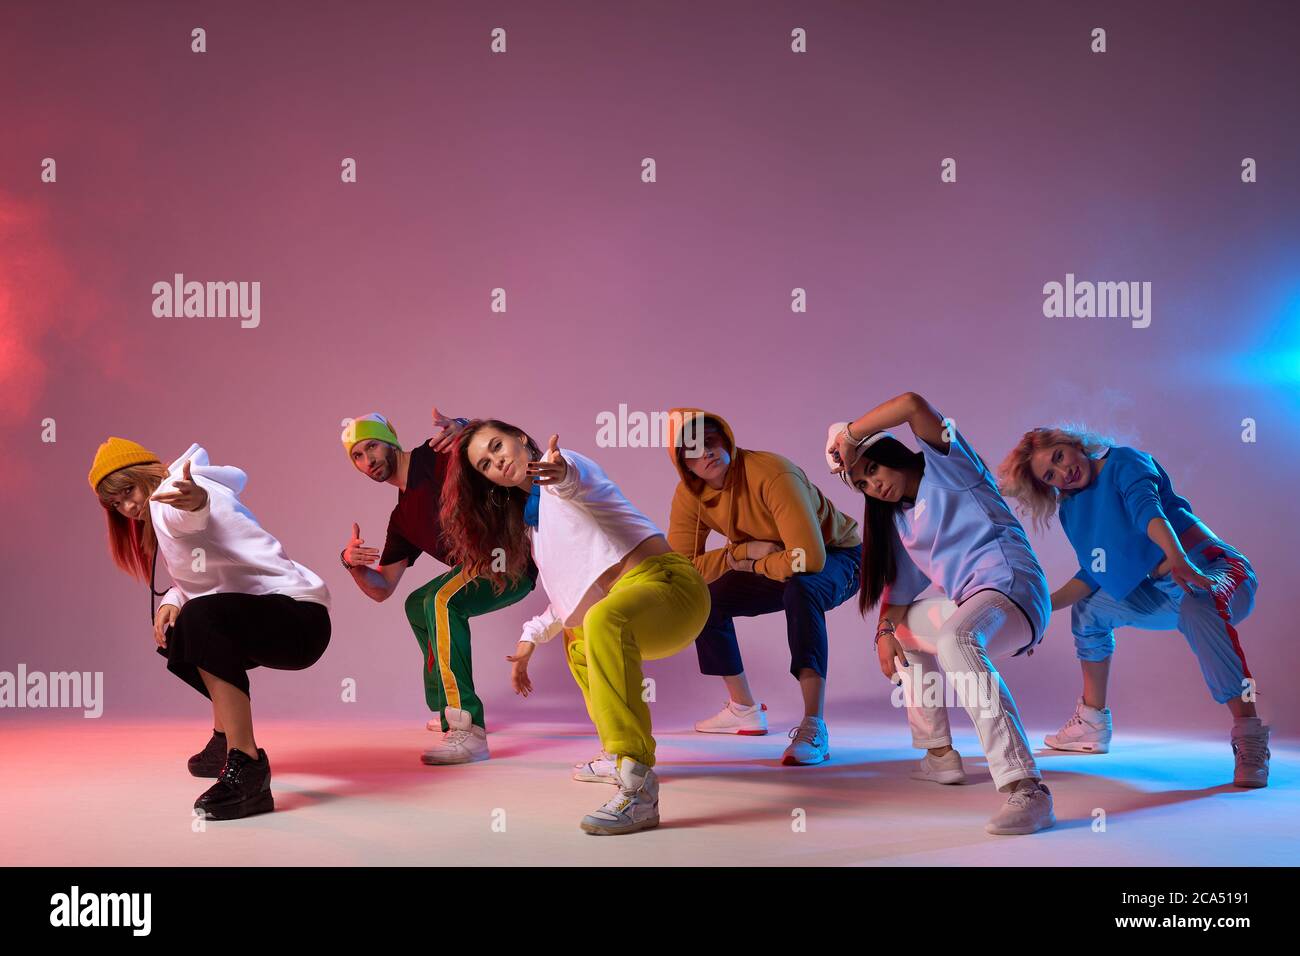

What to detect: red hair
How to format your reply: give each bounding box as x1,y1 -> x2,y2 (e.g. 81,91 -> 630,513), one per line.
439,419 -> 540,594
93,462 -> 169,582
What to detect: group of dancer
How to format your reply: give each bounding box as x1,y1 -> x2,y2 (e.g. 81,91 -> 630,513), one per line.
88,392 -> 1270,836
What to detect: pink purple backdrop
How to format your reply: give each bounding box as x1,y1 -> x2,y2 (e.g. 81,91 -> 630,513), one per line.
3,0 -> 1297,737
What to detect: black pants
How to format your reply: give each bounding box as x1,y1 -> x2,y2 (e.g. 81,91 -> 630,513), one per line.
159,593 -> 331,699
694,545 -> 861,679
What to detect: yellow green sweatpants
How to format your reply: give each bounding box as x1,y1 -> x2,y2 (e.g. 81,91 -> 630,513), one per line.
563,551 -> 711,767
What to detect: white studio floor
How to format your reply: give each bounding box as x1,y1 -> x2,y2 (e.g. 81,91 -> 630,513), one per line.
2,717 -> 1294,867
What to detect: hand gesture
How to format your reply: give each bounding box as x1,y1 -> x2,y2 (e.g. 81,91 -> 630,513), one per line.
343,522 -> 381,568
525,434 -> 568,486
507,640 -> 536,696
876,631 -> 909,683
828,428 -> 857,475
1165,553 -> 1216,595
149,459 -> 208,512
429,407 -> 465,453
153,603 -> 178,648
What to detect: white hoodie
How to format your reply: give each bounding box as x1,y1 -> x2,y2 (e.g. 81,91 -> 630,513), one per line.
519,449 -> 662,643
153,443 -> 330,611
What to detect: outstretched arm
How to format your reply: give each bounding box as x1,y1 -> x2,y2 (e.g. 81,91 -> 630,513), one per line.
149,459 -> 211,533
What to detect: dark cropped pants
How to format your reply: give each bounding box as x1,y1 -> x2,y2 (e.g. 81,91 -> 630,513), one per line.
694,545 -> 861,679
159,592 -> 331,699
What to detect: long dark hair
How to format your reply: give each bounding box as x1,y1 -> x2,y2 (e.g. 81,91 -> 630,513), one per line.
439,419 -> 541,594
855,436 -> 925,614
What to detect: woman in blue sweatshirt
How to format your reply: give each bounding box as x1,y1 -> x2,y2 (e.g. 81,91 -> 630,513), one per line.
998,427 -> 1269,787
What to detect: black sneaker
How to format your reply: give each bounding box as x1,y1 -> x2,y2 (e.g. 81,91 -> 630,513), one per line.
188,730 -> 228,777
194,748 -> 274,820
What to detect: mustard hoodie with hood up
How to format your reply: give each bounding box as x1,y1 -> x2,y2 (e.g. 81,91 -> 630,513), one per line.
666,408 -> 860,584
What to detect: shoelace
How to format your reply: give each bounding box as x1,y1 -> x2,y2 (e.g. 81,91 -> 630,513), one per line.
788,724 -> 822,747
217,752 -> 249,787
599,791 -> 635,814
1232,737 -> 1270,767
1063,706 -> 1103,732
444,729 -> 472,746
1006,784 -> 1041,808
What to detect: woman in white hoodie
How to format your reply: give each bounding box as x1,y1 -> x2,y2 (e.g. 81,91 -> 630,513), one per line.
440,420 -> 711,835
89,437 -> 331,821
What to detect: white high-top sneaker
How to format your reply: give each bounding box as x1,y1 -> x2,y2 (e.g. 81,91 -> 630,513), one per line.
694,700 -> 768,735
1044,697 -> 1112,753
1231,718 -> 1270,789
421,707 -> 490,765
580,756 -> 660,835
572,751 -> 619,784
911,748 -> 967,784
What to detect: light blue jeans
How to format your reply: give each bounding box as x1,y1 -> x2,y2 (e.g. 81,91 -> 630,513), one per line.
1070,538 -> 1256,704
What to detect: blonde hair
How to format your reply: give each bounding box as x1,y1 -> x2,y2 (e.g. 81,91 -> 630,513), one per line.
94,463 -> 170,582
996,425 -> 1115,532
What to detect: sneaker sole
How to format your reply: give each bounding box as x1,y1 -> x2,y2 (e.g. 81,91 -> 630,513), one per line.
693,727 -> 768,736
195,790 -> 275,821
1043,738 -> 1109,754
781,752 -> 830,766
911,770 -> 967,785
421,751 -> 491,765
1233,778 -> 1268,789
985,812 -> 1056,836
580,815 -> 660,835
572,773 -> 620,784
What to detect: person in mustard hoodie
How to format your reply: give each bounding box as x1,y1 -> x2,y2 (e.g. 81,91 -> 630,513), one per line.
666,408 -> 861,764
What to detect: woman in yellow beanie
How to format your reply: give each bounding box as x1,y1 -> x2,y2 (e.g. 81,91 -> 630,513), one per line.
89,437 -> 332,821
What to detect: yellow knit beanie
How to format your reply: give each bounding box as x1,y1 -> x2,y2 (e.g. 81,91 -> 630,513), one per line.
88,437 -> 162,491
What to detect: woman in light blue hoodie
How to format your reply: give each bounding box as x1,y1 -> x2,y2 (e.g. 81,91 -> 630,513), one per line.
828,392 -> 1054,835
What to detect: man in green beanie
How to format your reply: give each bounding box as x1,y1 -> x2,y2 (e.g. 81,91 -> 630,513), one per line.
340,408 -> 535,764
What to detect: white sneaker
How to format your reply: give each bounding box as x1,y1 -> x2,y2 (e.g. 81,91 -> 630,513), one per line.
573,751 -> 619,784
694,700 -> 768,735
911,748 -> 967,784
985,781 -> 1055,835
580,756 -> 660,835
1044,697 -> 1112,753
421,707 -> 490,765
782,716 -> 830,765
1231,719 -> 1270,789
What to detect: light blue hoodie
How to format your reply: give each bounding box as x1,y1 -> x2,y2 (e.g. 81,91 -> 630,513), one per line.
883,426 -> 1050,649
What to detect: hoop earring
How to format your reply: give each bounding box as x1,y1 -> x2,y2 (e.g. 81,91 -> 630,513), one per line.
489,486 -> 507,508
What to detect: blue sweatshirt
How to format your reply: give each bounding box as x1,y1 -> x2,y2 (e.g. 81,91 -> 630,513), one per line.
883,426 -> 1050,646
1059,446 -> 1198,600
